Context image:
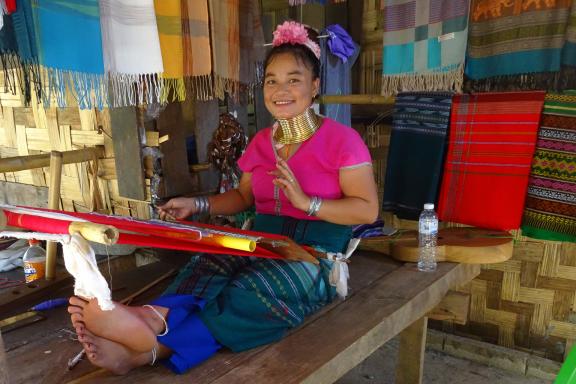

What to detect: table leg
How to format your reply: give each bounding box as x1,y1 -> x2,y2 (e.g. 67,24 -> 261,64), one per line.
396,316 -> 428,384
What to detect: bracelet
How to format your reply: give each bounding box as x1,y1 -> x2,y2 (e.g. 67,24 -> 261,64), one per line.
307,196 -> 323,217
194,196 -> 211,215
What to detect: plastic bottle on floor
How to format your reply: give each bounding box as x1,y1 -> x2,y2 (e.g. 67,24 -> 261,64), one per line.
23,239 -> 46,283
418,203 -> 438,272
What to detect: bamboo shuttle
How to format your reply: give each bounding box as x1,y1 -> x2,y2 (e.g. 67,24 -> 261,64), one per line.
202,234 -> 257,252
68,222 -> 119,245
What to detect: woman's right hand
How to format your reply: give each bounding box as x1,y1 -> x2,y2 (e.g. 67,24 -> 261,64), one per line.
157,197 -> 197,220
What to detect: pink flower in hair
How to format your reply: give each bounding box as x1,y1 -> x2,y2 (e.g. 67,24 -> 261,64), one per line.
272,21 -> 321,59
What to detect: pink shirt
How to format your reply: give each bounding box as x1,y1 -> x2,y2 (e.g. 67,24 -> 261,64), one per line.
238,117 -> 372,220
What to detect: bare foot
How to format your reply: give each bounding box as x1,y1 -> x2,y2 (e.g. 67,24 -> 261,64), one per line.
77,330 -> 152,375
68,296 -> 162,353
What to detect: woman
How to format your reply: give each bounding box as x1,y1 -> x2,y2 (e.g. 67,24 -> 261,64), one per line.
68,21 -> 378,375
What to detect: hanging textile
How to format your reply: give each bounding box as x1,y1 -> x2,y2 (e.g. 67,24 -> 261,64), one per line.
0,12 -> 23,96
208,0 -> 240,100
99,0 -> 163,107
154,0 -> 185,103
238,0 -> 265,100
181,0 -> 213,100
320,24 -> 360,126
11,0 -> 41,103
380,0 -> 470,96
3,0 -> 15,14
466,0 -> 576,92
30,0 -> 106,109
437,92 -> 546,231
521,92 -> 576,242
382,92 -> 453,220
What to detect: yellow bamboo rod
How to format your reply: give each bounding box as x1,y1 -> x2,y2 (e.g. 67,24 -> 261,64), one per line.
68,222 -> 119,245
45,151 -> 63,280
318,94 -> 395,105
0,147 -> 104,173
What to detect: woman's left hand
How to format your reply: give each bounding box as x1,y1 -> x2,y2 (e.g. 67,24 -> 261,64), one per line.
269,159 -> 310,212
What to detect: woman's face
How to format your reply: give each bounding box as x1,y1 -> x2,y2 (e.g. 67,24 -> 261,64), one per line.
264,52 -> 319,120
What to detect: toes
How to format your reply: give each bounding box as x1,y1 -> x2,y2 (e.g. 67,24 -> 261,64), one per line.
69,296 -> 88,308
67,305 -> 83,315
70,312 -> 84,323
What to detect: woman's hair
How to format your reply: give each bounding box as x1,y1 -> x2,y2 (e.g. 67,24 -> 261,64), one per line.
264,27 -> 320,79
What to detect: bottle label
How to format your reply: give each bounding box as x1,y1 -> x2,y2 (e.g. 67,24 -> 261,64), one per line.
419,221 -> 438,235
24,261 -> 45,283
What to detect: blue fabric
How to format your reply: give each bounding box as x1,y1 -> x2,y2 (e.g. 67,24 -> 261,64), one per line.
465,49 -> 563,80
150,294 -> 221,374
320,29 -> 359,127
325,24 -> 356,63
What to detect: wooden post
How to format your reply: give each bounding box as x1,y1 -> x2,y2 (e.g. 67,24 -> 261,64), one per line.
45,151 -> 63,280
396,316 -> 428,384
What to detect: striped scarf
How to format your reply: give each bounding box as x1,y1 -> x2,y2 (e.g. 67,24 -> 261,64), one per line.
522,92 -> 576,242
99,0 -> 164,107
31,0 -> 106,109
209,0 -> 240,100
437,91 -> 546,230
380,0 -> 470,96
466,0 -> 576,92
154,0 -> 185,103
182,0 -> 213,100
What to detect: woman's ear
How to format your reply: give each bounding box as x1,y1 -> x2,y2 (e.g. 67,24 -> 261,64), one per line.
312,78 -> 320,98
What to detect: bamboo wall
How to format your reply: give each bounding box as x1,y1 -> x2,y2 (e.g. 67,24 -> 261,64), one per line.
0,72 -> 153,219
360,0 -> 576,361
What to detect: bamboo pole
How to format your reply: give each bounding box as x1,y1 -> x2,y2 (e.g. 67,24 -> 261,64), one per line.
318,94 -> 394,105
0,147 -> 104,173
45,151 -> 63,281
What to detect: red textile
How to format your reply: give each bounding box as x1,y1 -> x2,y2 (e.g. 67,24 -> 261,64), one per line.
4,0 -> 16,13
4,208 -> 284,260
437,92 -> 546,230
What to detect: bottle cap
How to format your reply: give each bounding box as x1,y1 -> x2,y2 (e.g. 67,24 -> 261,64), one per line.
28,239 -> 40,246
424,203 -> 434,210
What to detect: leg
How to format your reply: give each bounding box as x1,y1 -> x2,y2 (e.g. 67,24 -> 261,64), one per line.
395,316 -> 428,384
68,296 -> 168,353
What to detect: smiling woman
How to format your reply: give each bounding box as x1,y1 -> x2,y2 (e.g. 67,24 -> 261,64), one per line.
68,20 -> 379,376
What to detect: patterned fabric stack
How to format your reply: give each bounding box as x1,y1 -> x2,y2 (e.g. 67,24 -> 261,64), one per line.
380,0 -> 470,96
466,0 -> 576,92
437,92 -> 546,230
522,93 -> 576,242
382,92 -> 453,220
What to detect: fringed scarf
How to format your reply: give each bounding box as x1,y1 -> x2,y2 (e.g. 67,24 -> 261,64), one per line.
437,91 -> 546,231
11,0 -> 41,104
522,92 -> 576,242
465,0 -> 576,92
99,0 -> 164,107
154,0 -> 185,103
181,0 -> 213,100
0,13 -> 24,97
382,92 -> 453,220
239,0 -> 265,102
30,0 -> 106,109
380,0 -> 470,96
209,0 -> 240,100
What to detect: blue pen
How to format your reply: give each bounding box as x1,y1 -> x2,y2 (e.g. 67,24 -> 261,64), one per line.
31,298 -> 69,311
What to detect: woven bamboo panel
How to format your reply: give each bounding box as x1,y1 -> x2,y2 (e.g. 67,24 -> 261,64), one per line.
0,74 -> 152,219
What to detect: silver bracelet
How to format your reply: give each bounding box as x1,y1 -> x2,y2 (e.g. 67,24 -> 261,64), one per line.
307,196 -> 323,217
194,196 -> 211,215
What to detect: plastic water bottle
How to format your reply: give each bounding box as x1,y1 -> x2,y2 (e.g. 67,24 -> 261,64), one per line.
418,203 -> 438,272
22,239 -> 46,283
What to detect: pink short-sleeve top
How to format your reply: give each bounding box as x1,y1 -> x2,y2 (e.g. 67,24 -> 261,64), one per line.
237,117 -> 372,220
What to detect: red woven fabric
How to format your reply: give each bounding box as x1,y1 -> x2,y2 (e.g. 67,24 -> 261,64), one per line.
4,0 -> 16,13
437,92 -> 546,230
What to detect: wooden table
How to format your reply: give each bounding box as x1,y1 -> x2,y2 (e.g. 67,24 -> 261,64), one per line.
4,251 -> 479,384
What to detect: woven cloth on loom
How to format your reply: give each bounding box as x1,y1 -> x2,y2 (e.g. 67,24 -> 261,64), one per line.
239,0 -> 265,99
30,0 -> 106,109
182,0 -> 213,100
522,92 -> 576,242
380,0 -> 470,96
466,0 -> 576,92
437,92 -> 546,230
209,0 -> 240,100
154,0 -> 185,103
382,92 -> 453,220
99,0 -> 163,107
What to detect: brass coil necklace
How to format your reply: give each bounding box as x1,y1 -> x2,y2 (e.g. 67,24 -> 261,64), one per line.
273,108 -> 321,145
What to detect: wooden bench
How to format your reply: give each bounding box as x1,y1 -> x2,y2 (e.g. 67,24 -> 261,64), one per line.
4,251 -> 479,384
